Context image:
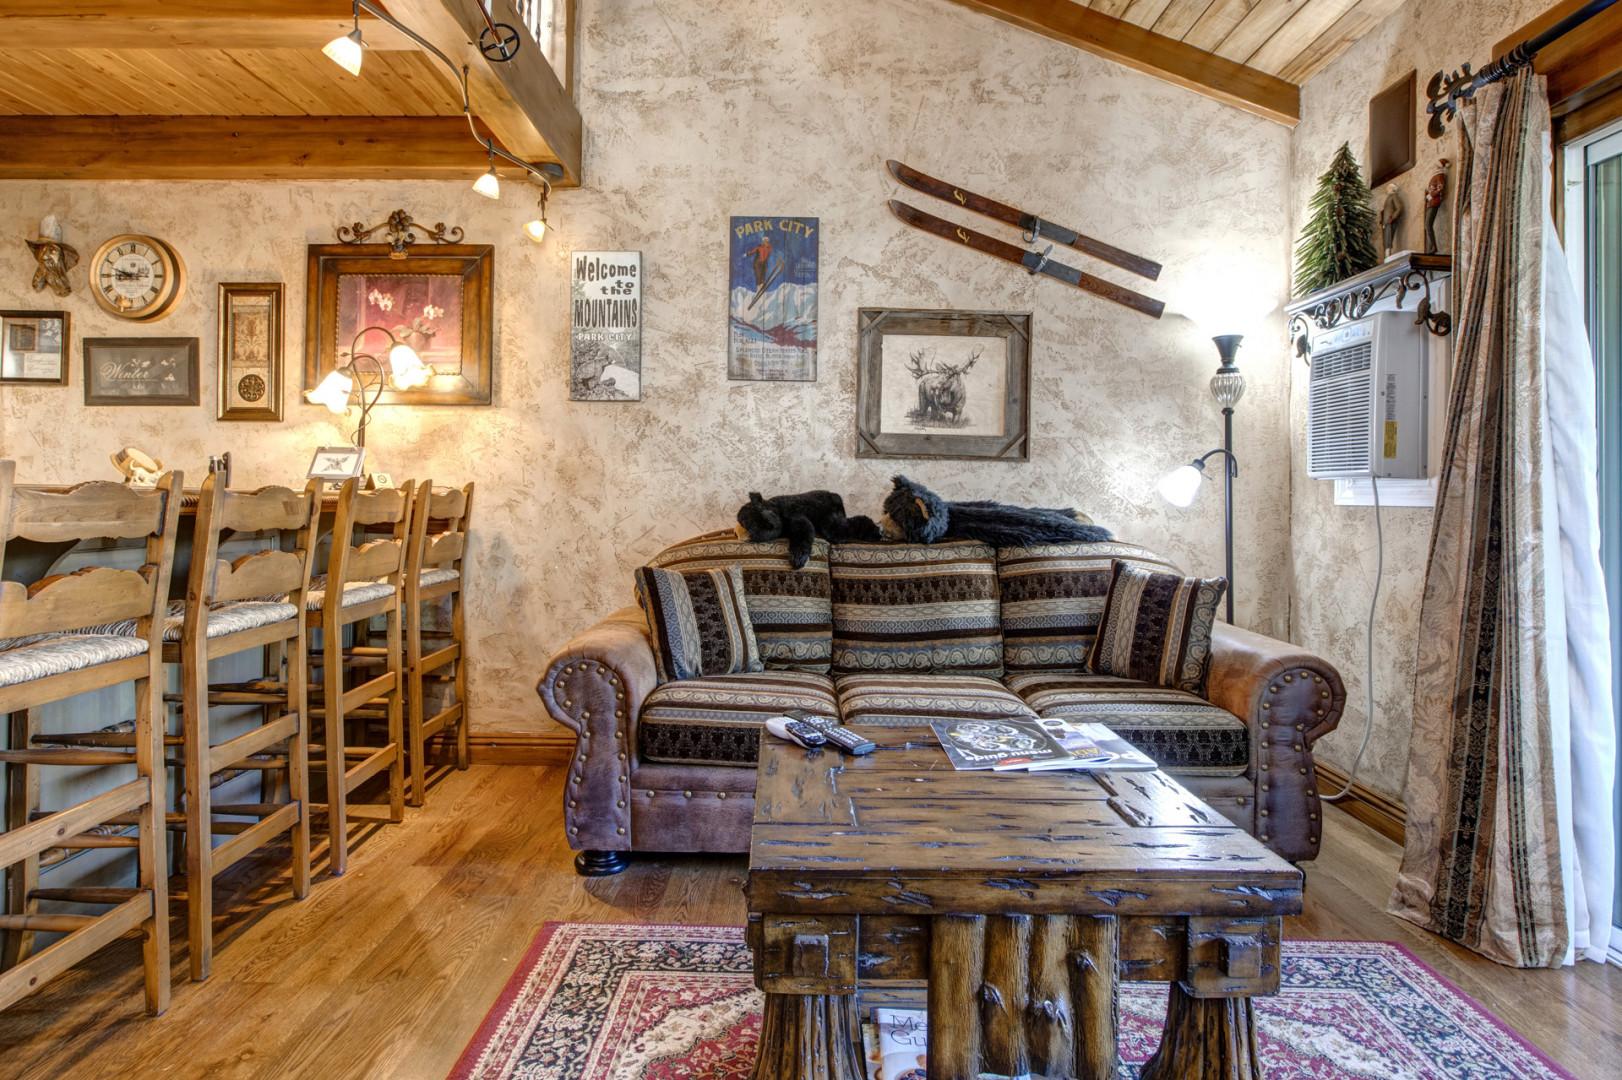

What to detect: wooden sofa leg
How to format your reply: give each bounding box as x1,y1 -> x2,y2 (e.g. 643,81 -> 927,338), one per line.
575,850 -> 629,877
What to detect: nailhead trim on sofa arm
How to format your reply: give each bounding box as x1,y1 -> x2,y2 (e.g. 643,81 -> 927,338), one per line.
535,607 -> 658,855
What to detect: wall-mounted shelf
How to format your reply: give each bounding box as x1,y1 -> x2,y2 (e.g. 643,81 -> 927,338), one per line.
1286,252 -> 1452,360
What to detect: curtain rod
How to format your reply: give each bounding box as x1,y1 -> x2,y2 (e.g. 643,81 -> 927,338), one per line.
1426,0 -> 1619,137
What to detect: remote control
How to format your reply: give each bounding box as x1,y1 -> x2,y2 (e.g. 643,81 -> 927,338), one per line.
765,715 -> 828,750
795,713 -> 877,755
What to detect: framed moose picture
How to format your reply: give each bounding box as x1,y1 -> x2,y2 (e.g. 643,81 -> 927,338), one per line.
855,308 -> 1031,461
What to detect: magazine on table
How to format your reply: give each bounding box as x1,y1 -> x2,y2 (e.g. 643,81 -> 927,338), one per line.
860,1007 -> 927,1079
930,717 -> 1072,771
1014,718 -> 1159,772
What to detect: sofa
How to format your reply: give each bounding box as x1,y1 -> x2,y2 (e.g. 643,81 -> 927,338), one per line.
538,530 -> 1346,875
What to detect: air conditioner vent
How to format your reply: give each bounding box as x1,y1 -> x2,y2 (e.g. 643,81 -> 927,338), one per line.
1314,340 -> 1373,380
1305,312 -> 1429,480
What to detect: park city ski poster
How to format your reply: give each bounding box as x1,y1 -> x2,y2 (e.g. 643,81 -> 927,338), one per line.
728,216 -> 818,381
570,251 -> 641,401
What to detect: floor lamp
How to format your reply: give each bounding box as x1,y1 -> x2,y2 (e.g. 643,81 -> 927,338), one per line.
1159,334 -> 1244,623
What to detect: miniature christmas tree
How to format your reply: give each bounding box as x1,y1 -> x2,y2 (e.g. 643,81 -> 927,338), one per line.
1294,142 -> 1380,297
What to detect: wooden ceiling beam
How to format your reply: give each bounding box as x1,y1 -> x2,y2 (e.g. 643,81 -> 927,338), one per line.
0,114 -> 533,180
944,0 -> 1300,126
382,0 -> 581,183
0,1 -> 415,50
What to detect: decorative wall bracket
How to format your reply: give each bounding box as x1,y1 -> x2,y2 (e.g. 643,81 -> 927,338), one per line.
1286,252 -> 1451,362
336,209 -> 465,259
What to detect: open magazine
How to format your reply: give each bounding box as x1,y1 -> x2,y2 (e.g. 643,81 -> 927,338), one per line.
1017,718 -> 1159,771
931,717 -> 1157,772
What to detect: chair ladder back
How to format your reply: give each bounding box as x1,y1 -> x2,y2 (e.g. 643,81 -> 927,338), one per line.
411,481 -> 472,574
187,478 -> 321,622
329,479 -> 411,588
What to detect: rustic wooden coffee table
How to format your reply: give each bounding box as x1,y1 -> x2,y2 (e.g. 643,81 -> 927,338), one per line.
745,726 -> 1302,1080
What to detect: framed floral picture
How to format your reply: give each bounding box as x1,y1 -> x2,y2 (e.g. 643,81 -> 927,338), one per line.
304,243 -> 494,406
217,282 -> 283,421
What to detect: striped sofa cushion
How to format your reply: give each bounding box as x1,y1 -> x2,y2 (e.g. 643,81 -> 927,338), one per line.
1005,671 -> 1248,775
996,541 -> 1181,673
634,566 -> 705,682
830,542 -> 1002,676
637,670 -> 838,766
1087,561 -> 1226,694
650,531 -> 832,673
835,673 -> 1034,726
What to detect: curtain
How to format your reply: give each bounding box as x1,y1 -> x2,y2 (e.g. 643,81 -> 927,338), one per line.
1390,69 -> 1616,967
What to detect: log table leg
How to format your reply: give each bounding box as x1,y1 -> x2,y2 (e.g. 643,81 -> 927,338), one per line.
1140,982 -> 1263,1080
750,990 -> 865,1080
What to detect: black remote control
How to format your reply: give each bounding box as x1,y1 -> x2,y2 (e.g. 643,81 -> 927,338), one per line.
794,712 -> 876,755
765,715 -> 828,750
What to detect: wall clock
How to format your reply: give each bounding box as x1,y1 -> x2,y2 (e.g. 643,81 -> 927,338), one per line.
90,234 -> 185,321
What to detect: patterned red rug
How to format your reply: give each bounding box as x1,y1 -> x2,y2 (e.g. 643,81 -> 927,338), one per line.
450,922 -> 1572,1080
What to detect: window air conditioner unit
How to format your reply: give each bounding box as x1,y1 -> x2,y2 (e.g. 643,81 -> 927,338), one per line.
1307,311 -> 1428,480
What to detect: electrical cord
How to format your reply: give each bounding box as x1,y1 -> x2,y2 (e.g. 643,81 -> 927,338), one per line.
1324,472 -> 1382,802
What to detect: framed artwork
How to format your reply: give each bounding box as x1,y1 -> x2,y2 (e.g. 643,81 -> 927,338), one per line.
83,337 -> 200,406
728,215 -> 817,381
1369,70 -> 1417,187
217,282 -> 284,421
855,309 -> 1031,461
0,310 -> 68,385
570,251 -> 642,400
306,445 -> 366,482
305,243 -> 494,405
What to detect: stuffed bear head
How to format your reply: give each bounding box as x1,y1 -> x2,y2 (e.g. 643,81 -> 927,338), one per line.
735,492 -> 784,543
881,476 -> 949,544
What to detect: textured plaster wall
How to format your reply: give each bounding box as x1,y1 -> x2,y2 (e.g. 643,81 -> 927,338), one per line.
0,0 -> 1294,739
1287,0 -> 1553,800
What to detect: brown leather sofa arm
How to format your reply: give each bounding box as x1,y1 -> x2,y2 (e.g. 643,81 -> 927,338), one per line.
535,606 -> 658,869
1206,622 -> 1348,863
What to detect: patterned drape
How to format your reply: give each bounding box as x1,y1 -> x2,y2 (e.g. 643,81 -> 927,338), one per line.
1389,70 -> 1569,968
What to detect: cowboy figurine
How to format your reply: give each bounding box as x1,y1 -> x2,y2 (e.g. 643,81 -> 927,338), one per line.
1424,158 -> 1451,254
1379,184 -> 1404,260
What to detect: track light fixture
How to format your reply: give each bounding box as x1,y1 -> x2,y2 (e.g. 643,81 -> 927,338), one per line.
324,0 -> 564,236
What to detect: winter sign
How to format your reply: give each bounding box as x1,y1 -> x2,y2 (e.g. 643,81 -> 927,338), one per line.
727,216 -> 817,381
570,251 -> 642,401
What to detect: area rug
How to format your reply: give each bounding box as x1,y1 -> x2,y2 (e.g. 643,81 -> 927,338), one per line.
450,922 -> 1572,1080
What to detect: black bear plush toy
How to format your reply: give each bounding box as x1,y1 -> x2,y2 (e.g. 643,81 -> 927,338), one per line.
881,475 -> 1111,547
736,490 -> 883,569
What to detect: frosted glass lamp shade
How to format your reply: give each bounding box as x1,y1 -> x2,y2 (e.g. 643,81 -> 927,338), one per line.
387,343 -> 431,389
472,169 -> 501,200
306,370 -> 355,415
323,29 -> 365,76
1158,463 -> 1205,508
523,217 -> 548,243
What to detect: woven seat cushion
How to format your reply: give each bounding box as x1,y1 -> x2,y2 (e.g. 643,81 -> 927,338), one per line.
1004,672 -> 1248,775
637,671 -> 838,767
830,541 -> 1002,676
85,599 -> 299,642
996,541 -> 1181,673
834,673 -> 1034,726
419,567 -> 460,588
650,531 -> 832,673
301,577 -> 396,611
0,634 -> 150,689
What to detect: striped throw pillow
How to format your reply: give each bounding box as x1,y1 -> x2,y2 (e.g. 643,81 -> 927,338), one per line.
829,541 -> 1002,676
634,565 -> 762,682
1086,560 -> 1226,694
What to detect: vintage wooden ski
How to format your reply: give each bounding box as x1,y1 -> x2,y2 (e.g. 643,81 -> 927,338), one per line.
888,200 -> 1165,319
887,160 -> 1162,282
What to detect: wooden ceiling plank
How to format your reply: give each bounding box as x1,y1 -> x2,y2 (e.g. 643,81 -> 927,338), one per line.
1211,0 -> 1310,64
0,50 -> 139,115
384,0 -> 581,179
1275,3 -> 1391,84
74,49 -> 211,115
365,51 -> 467,115
1090,0 -> 1139,18
945,0 -> 1299,125
1150,0 -> 1220,39
0,114 -> 527,180
262,46 -> 416,116
1245,0 -> 1361,75
0,1 -> 416,51
0,79 -> 49,115
1120,0 -> 1178,30
1181,0 -> 1252,53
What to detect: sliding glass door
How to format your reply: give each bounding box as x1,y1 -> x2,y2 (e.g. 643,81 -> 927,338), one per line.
1564,121 -> 1622,949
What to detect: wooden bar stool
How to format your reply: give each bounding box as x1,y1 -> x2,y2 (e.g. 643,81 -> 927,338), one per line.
169,474 -> 320,981
0,461 -> 181,1016
307,478 -> 409,876
400,480 -> 473,805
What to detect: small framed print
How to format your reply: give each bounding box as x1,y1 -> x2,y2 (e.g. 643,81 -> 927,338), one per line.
856,308 -> 1031,461
218,282 -> 284,421
307,445 -> 366,482
1,310 -> 69,385
83,337 -> 200,406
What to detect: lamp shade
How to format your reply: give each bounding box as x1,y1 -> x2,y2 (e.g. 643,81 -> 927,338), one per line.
322,28 -> 365,76
1157,463 -> 1205,508
387,342 -> 431,389
523,216 -> 548,244
306,370 -> 355,414
472,168 -> 501,200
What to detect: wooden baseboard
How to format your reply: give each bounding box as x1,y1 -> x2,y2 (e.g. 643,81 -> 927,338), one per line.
1316,761 -> 1405,845
468,732 -> 573,765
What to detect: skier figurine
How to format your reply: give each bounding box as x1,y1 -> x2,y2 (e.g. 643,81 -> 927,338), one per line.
1379,184 -> 1403,260
1424,158 -> 1450,254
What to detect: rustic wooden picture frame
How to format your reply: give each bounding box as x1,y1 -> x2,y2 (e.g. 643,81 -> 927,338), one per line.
0,310 -> 69,385
217,282 -> 284,421
856,308 -> 1031,461
304,243 -> 494,406
83,337 -> 199,406
1369,70 -> 1417,187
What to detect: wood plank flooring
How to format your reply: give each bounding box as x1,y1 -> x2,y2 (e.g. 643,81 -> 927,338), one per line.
0,764 -> 1616,1079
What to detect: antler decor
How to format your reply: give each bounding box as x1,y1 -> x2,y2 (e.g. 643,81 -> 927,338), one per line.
336,209 -> 465,259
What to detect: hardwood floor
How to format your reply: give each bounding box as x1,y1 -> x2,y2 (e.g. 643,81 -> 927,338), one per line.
0,764 -> 1616,1079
